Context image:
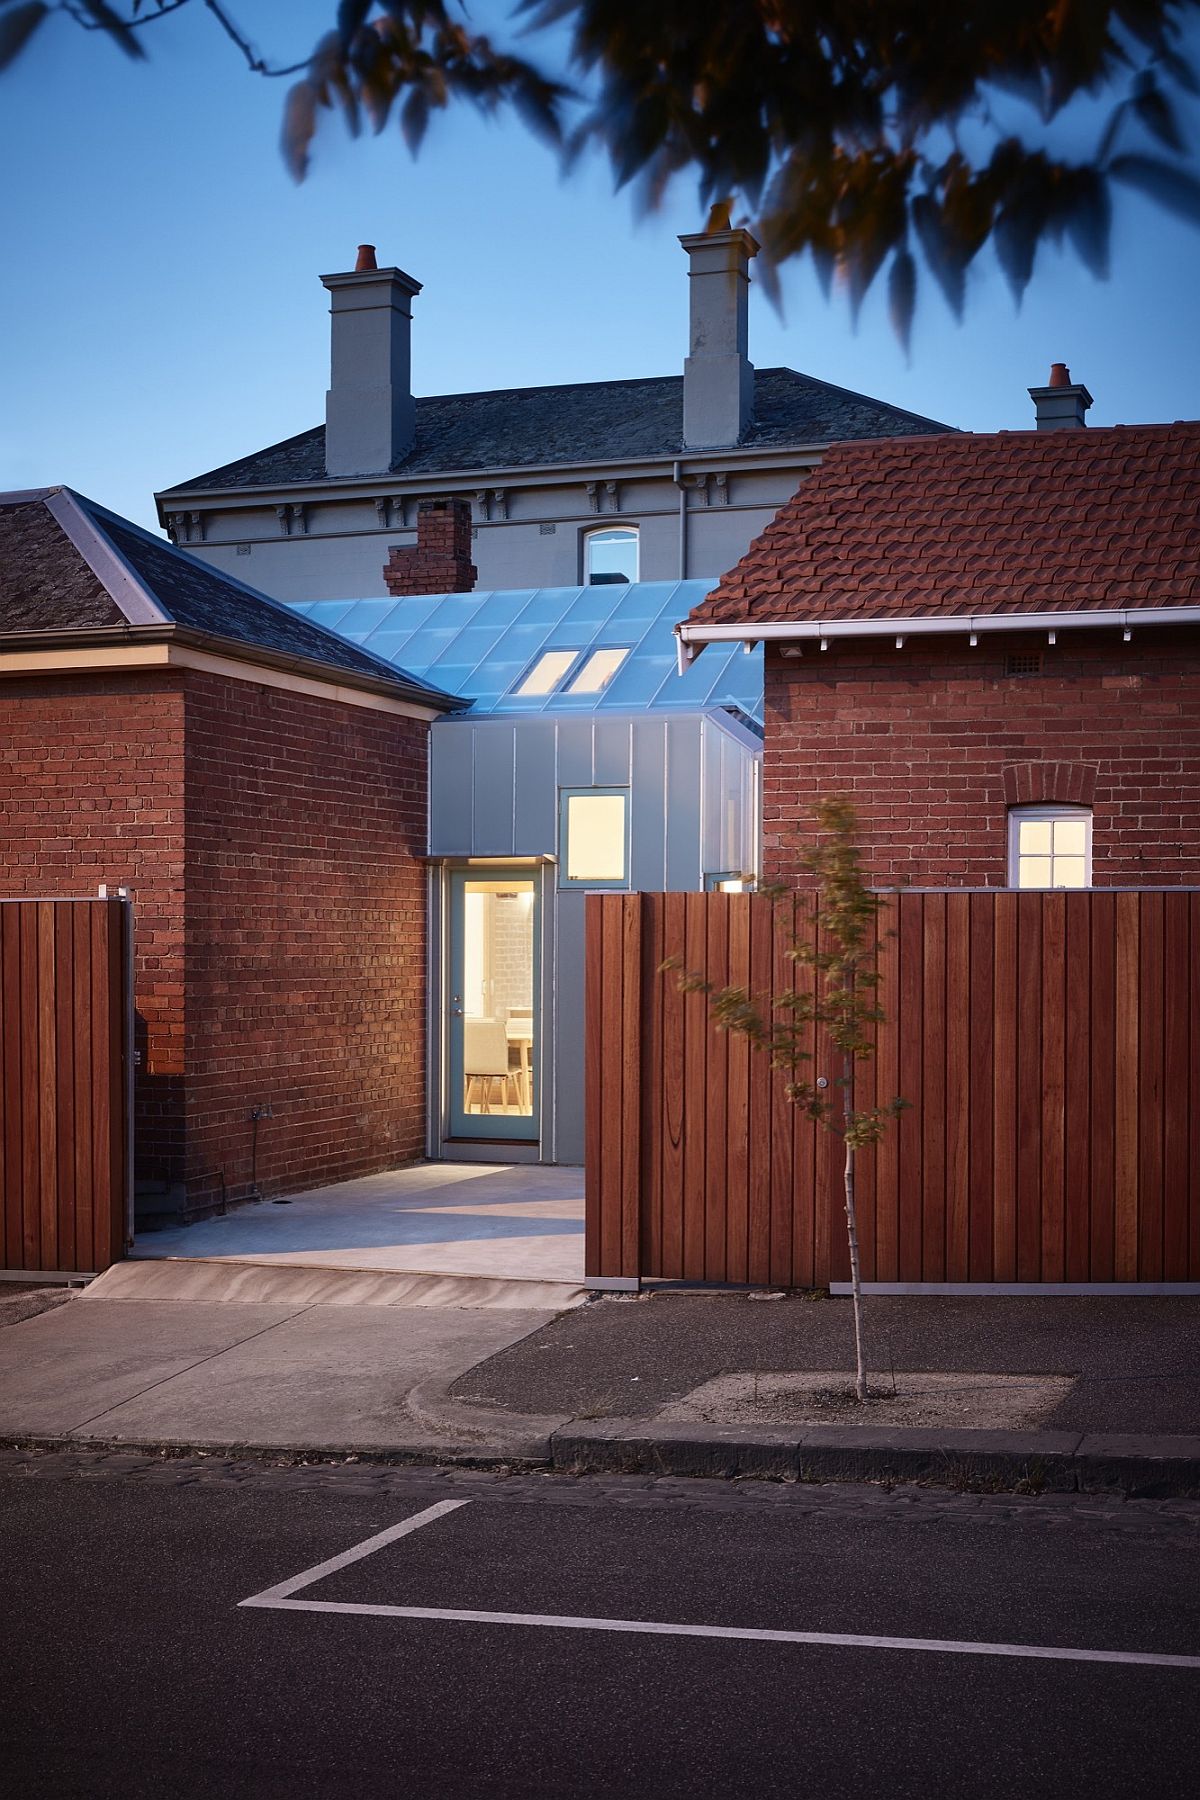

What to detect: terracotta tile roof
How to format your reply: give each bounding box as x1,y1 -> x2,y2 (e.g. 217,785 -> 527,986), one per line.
689,424 -> 1200,627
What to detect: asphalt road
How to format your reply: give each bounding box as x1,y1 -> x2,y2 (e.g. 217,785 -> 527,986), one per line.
2,1448 -> 1198,1799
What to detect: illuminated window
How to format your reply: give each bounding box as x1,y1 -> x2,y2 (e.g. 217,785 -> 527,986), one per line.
1008,806 -> 1092,888
584,527 -> 638,585
559,788 -> 629,887
705,873 -> 755,893
567,647 -> 630,694
515,649 -> 579,696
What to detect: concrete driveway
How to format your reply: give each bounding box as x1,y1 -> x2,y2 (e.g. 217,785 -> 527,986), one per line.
131,1162 -> 585,1286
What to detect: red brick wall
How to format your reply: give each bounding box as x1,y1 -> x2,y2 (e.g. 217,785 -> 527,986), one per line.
181,670 -> 430,1211
763,628 -> 1200,887
0,674 -> 187,1186
383,497 -> 476,596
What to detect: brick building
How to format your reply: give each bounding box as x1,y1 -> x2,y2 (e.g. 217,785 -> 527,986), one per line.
678,409 -> 1200,889
0,487 -> 457,1225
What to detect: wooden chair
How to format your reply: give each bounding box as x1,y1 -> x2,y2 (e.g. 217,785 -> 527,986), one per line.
464,1018 -> 518,1113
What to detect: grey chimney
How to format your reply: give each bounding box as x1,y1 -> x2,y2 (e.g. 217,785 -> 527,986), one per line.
1028,362 -> 1092,430
321,245 -> 421,477
679,205 -> 759,449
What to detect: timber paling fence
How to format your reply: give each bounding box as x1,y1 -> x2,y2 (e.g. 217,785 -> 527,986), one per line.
0,899 -> 130,1276
585,890 -> 1200,1289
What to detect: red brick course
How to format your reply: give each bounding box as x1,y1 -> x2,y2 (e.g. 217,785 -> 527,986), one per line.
0,674 -> 186,1183
181,669 -> 428,1212
383,497 -> 476,597
762,630 -> 1200,888
0,665 -> 431,1220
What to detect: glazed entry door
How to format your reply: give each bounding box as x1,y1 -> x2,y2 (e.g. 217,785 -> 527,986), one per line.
447,869 -> 538,1142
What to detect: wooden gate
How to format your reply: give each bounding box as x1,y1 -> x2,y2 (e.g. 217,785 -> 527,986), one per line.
585,890 -> 1200,1289
0,898 -> 131,1276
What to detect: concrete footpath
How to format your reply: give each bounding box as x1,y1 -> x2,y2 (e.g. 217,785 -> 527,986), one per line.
1,1274 -> 1197,1496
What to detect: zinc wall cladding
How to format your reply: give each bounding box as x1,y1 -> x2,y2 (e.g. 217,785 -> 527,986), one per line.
0,673 -> 187,1189
761,631 -> 1200,889
181,669 -> 430,1212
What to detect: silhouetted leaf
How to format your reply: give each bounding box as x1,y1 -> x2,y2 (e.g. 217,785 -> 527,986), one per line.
0,1 -> 45,73
993,198 -> 1040,302
337,0 -> 372,46
400,84 -> 429,151
1110,152 -> 1200,223
1064,169 -> 1112,279
911,193 -> 968,317
80,0 -> 145,60
887,247 -> 917,354
281,80 -> 319,181
1131,70 -> 1185,152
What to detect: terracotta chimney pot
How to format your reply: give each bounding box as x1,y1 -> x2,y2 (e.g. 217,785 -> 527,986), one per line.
354,244 -> 378,272
1048,362 -> 1071,388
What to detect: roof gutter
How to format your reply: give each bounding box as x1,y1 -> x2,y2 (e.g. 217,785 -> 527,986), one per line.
675,605 -> 1200,672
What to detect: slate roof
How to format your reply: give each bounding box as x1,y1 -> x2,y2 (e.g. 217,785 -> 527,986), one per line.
689,424 -> 1200,626
290,581 -> 763,725
0,499 -> 126,630
0,488 -> 458,708
160,368 -> 951,495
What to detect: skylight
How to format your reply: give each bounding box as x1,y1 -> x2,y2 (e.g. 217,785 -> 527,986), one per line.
566,647 -> 631,694
515,649 -> 578,696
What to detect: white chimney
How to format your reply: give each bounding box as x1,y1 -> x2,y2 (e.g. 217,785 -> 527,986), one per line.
321,245 -> 421,477
1028,362 -> 1092,431
679,206 -> 759,450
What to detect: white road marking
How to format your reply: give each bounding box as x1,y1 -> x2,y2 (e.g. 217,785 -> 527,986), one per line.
238,1501 -> 1200,1671
240,1499 -> 470,1603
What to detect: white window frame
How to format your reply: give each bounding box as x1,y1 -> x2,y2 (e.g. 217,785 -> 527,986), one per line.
514,649 -> 581,697
583,525 -> 639,586
566,646 -> 632,694
1007,804 -> 1093,889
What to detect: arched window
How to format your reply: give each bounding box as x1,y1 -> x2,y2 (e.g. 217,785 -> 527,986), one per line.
584,526 -> 638,586
1007,805 -> 1092,888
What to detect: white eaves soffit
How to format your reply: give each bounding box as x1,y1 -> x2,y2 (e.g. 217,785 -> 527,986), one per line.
675,605 -> 1200,670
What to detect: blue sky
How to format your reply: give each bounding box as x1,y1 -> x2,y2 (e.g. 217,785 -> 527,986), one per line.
3,3 -> 1200,532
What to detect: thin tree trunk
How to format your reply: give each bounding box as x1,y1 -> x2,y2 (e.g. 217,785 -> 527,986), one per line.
844,1137 -> 868,1401
843,1047 -> 868,1402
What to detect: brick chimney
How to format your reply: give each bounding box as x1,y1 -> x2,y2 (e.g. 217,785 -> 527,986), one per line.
1028,362 -> 1092,430
322,246 -> 421,476
383,499 -> 477,596
679,203 -> 760,449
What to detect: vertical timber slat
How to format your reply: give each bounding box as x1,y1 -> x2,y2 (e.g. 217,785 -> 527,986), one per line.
581,889 -> 1198,1293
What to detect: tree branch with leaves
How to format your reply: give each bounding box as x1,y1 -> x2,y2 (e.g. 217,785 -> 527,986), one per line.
671,798 -> 905,1402
4,2 -> 1200,341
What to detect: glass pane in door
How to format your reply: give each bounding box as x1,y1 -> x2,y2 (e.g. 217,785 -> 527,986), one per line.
451,873 -> 536,1137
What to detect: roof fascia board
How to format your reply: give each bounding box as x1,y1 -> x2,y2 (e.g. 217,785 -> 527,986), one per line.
44,491 -> 168,626
0,637 -> 446,721
678,605 -> 1200,656
0,617 -> 460,711
154,446 -> 827,513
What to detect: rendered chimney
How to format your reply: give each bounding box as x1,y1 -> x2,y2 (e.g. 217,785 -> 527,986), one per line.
1028,363 -> 1093,430
383,498 -> 477,597
321,250 -> 422,476
679,205 -> 760,449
